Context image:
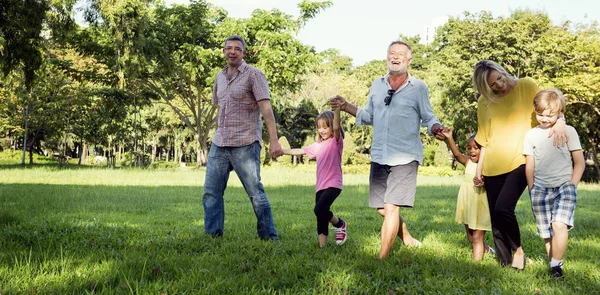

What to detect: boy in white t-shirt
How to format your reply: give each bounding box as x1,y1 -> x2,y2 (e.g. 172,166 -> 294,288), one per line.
523,89 -> 585,279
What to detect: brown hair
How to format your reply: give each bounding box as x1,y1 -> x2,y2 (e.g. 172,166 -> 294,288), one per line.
534,88 -> 566,116
315,111 -> 344,142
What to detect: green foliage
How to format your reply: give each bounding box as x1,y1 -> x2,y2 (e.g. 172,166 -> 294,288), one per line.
147,160 -> 180,170
274,98 -> 317,148
425,10 -> 600,178
0,0 -> 49,90
296,0 -> 333,29
418,165 -> 462,176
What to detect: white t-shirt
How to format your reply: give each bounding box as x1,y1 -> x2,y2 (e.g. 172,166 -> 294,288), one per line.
523,125 -> 582,188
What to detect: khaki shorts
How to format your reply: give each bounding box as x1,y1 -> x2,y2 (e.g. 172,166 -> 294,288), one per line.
369,161 -> 418,208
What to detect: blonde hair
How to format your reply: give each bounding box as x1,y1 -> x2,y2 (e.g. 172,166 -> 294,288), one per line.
534,88 -> 566,116
472,60 -> 518,102
315,111 -> 344,142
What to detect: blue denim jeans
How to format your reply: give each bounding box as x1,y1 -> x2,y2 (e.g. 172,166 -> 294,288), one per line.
202,141 -> 278,239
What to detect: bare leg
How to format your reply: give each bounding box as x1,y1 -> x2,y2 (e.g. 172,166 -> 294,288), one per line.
330,215 -> 339,225
318,234 -> 328,248
544,238 -> 552,260
378,204 -> 400,259
377,207 -> 418,248
472,229 -> 485,261
464,225 -> 474,243
551,222 -> 569,260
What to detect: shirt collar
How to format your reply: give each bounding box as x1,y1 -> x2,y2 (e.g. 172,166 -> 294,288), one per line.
222,60 -> 248,74
381,73 -> 414,87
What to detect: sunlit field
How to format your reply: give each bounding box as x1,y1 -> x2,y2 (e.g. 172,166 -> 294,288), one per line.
0,163 -> 598,294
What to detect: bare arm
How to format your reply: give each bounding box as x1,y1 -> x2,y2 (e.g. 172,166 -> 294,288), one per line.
571,150 -> 585,187
282,148 -> 306,156
333,106 -> 341,140
330,95 -> 357,117
549,114 -> 568,146
257,99 -> 283,159
474,146 -> 485,187
525,155 -> 535,191
441,128 -> 468,166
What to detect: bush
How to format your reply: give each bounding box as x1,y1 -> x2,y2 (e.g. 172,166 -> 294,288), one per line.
148,161 -> 181,170
0,150 -> 55,164
418,165 -> 462,177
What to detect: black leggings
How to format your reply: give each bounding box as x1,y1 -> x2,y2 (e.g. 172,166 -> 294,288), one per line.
485,164 -> 528,266
315,188 -> 341,235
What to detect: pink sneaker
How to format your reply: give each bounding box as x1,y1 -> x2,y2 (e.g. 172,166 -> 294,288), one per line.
335,221 -> 347,245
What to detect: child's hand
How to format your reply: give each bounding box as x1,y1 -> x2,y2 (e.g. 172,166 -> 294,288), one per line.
473,175 -> 485,187
441,127 -> 452,139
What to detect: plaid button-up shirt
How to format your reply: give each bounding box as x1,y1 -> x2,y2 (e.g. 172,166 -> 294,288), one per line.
211,61 -> 270,147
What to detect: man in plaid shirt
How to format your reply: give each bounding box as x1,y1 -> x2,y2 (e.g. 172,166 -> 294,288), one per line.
203,35 -> 283,240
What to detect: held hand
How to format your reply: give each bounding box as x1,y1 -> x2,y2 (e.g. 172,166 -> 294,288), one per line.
269,141 -> 284,159
440,127 -> 452,140
431,124 -> 446,140
473,175 -> 485,187
329,95 -> 347,112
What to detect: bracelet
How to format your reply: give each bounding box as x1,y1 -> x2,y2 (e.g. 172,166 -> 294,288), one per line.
558,114 -> 565,121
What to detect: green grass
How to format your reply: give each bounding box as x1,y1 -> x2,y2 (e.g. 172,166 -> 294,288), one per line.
0,163 -> 599,294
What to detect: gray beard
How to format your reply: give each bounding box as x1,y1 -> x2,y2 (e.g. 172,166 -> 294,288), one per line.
388,70 -> 406,76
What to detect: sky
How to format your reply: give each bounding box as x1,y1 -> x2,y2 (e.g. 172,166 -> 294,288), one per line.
171,0 -> 600,66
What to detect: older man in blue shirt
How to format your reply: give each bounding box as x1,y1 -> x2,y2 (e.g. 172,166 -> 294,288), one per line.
331,40 -> 444,259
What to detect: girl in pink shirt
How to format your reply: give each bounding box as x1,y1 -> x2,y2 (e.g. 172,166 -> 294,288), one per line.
284,108 -> 346,248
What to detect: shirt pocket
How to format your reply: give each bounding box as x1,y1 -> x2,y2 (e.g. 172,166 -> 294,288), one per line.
389,99 -> 419,137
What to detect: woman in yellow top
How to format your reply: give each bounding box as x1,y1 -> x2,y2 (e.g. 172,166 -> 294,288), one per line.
472,60 -> 567,270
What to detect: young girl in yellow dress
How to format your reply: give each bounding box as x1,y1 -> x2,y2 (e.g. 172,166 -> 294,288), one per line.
442,128 -> 494,261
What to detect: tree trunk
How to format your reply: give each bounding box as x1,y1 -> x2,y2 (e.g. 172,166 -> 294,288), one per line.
196,135 -> 208,167
591,140 -> 600,182
152,142 -> 157,163
81,141 -> 88,164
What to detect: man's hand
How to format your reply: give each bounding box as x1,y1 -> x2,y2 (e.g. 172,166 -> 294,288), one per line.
431,123 -> 446,140
329,95 -> 347,111
269,140 -> 284,159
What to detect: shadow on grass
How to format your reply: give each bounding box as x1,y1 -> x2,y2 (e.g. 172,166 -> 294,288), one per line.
0,183 -> 599,293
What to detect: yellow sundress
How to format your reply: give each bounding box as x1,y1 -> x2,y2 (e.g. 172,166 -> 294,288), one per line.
455,160 -> 492,231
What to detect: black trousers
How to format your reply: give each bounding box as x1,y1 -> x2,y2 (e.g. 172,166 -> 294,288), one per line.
315,187 -> 341,235
484,164 -> 528,265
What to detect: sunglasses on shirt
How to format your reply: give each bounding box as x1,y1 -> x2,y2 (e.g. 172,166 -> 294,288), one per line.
384,89 -> 395,106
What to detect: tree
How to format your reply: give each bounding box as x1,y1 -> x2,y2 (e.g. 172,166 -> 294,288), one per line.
429,10 -> 600,179
143,0 -> 330,166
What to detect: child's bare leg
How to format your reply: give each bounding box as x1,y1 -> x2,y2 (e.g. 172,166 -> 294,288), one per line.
472,229 -> 485,261
318,234 -> 328,248
544,238 -> 552,259
464,225 -> 474,243
551,222 -> 569,260
330,216 -> 339,225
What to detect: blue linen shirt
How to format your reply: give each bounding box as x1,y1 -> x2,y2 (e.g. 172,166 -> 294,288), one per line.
355,74 -> 440,166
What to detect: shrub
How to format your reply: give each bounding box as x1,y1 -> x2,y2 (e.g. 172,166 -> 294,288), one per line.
148,161 -> 181,170
418,165 -> 461,177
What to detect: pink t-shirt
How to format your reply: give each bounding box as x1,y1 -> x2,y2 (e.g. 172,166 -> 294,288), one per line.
303,136 -> 343,192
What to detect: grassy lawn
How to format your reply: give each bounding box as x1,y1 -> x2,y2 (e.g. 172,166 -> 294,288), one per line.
0,163 -> 598,294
